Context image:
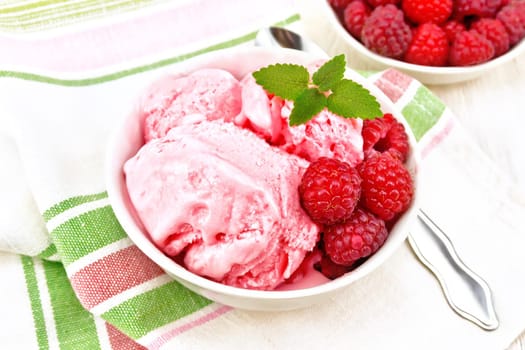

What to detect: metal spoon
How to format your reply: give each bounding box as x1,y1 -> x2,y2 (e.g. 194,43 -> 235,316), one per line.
255,26 -> 499,331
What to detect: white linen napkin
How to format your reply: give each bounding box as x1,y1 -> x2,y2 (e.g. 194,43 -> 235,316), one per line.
1,0 -> 525,349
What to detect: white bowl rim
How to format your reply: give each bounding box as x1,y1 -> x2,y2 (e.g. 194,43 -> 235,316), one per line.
105,45 -> 420,302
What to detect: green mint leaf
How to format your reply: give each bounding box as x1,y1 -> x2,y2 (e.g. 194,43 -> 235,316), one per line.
289,88 -> 327,126
312,54 -> 346,92
252,63 -> 310,100
327,79 -> 382,120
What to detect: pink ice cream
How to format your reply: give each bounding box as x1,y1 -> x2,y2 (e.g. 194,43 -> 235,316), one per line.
126,65 -> 365,290
236,75 -> 364,167
142,69 -> 242,142
235,74 -> 285,143
279,102 -> 364,167
124,120 -> 319,290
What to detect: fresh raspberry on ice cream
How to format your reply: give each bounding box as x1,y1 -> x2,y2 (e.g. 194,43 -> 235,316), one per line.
324,208 -> 388,266
299,157 -> 362,225
314,250 -> 353,280
358,152 -> 414,221
362,113 -> 410,162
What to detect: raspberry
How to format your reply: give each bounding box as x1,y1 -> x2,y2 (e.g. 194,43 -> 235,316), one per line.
454,0 -> 504,19
441,20 -> 467,42
402,0 -> 453,24
337,0 -> 521,67
361,4 -> 412,58
358,153 -> 414,221
366,0 -> 400,7
314,251 -> 353,279
329,0 -> 353,10
362,113 -> 409,162
343,0 -> 371,38
449,30 -> 495,66
496,2 -> 525,46
471,18 -> 510,56
299,157 -> 362,225
324,208 -> 388,266
404,23 -> 449,66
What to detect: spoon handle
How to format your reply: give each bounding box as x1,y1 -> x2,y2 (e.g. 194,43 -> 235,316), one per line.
409,209 -> 499,330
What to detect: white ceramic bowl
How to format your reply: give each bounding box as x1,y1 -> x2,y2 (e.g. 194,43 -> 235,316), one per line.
105,46 -> 420,311
301,0 -> 525,85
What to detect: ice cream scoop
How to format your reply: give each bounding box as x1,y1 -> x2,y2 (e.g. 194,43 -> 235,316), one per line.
124,120 -> 319,290
142,68 -> 242,142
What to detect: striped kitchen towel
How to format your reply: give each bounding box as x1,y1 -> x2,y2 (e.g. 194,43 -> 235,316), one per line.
1,0 -> 525,349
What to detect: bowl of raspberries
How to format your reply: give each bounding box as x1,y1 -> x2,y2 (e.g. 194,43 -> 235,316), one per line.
314,0 -> 525,84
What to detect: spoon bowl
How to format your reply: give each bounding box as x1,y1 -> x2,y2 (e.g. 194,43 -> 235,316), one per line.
255,27 -> 328,58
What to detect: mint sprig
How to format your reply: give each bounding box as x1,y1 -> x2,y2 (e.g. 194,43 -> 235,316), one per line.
290,88 -> 327,126
252,63 -> 309,100
252,54 -> 382,126
327,79 -> 381,120
312,54 -> 345,92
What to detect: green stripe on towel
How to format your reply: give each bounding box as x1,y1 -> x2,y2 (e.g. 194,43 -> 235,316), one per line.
401,85 -> 446,141
0,0 -> 69,14
43,259 -> 101,350
0,0 -> 150,21
0,13 -> 300,85
43,192 -> 108,222
51,206 -> 127,266
0,0 -> 159,32
102,281 -> 213,339
0,0 -> 156,31
21,256 -> 50,350
37,244 -> 58,260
